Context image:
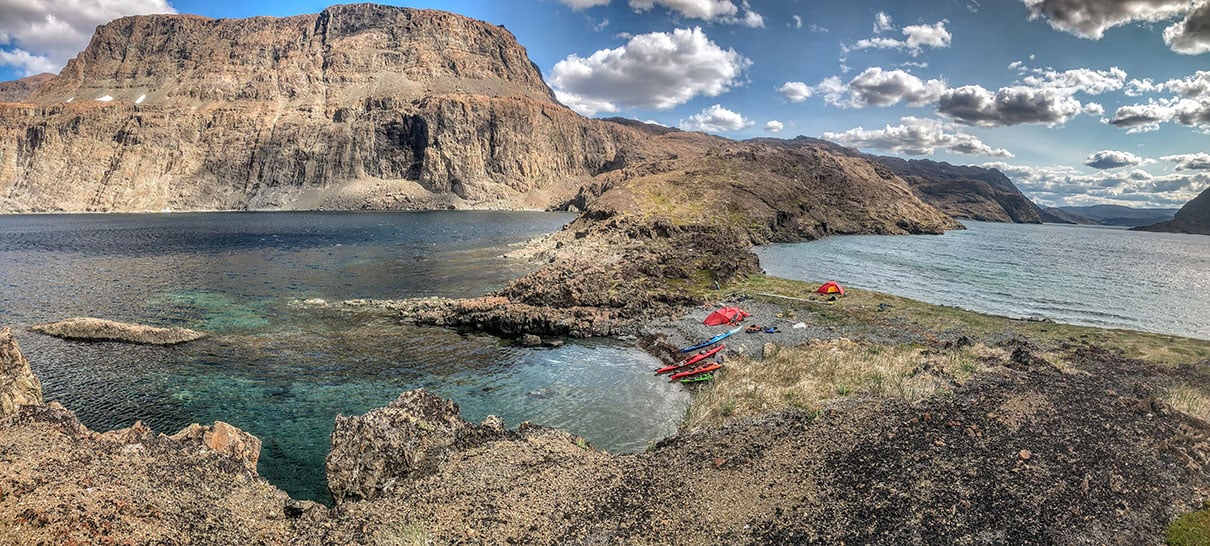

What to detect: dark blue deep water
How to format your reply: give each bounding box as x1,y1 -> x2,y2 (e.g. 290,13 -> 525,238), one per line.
758,221 -> 1210,341
0,212 -> 689,502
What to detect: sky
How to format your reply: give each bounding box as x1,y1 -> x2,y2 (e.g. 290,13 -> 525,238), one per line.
1,0 -> 1208,208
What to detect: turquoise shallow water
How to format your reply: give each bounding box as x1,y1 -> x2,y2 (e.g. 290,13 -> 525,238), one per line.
0,212 -> 690,502
757,221 -> 1210,341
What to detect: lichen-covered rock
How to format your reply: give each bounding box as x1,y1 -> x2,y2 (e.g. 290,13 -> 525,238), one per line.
326,388 -> 584,504
0,327 -> 43,417
170,421 -> 263,473
31,317 -> 206,345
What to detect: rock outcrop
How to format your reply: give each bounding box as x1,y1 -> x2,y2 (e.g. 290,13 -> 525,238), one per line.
0,73 -> 54,103
1133,186 -> 1210,235
170,421 -> 264,473
0,4 -> 643,213
0,327 -> 43,417
31,317 -> 206,345
326,389 -> 587,503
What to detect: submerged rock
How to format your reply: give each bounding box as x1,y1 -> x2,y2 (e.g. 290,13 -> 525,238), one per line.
0,327 -> 43,417
31,317 -> 206,345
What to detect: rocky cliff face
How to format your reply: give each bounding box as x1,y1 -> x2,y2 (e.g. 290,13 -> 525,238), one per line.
870,156 -> 1046,223
0,4 -> 639,212
1134,186 -> 1210,235
757,137 -> 1049,224
0,73 -> 54,103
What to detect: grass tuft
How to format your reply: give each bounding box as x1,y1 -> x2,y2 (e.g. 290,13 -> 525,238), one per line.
1168,508 -> 1210,546
682,338 -> 1004,430
1167,384 -> 1210,423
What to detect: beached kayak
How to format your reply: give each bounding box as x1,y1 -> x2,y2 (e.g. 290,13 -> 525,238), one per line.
679,373 -> 715,384
679,326 -> 743,353
656,344 -> 725,375
669,362 -> 722,381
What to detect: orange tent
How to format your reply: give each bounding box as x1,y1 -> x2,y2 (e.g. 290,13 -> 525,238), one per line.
816,281 -> 845,296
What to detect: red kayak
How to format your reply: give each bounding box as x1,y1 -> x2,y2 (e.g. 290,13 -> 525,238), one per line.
656,345 -> 725,375
669,362 -> 722,381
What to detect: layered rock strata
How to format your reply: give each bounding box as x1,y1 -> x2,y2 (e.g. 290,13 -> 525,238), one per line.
0,4 -> 643,212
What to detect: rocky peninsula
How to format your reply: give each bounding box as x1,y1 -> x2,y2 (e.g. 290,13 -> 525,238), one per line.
2,4 -> 1209,545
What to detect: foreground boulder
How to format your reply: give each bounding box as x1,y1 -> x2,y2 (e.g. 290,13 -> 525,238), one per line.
0,327 -> 42,417
326,389 -> 590,503
31,317 -> 206,345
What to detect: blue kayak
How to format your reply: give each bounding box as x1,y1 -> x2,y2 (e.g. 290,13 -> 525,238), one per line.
679,326 -> 743,353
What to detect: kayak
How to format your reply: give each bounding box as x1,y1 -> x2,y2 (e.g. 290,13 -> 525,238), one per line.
669,363 -> 722,381
679,373 -> 715,384
655,344 -> 725,375
679,326 -> 743,353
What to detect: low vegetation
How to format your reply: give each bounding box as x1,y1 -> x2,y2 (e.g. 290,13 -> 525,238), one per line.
683,338 -> 1006,430
730,274 -> 1210,367
1167,383 -> 1210,423
1168,508 -> 1210,546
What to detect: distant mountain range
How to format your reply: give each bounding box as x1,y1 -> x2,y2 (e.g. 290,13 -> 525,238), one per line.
1046,205 -> 1179,228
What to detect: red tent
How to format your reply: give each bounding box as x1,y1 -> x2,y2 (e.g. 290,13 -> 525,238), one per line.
703,306 -> 750,326
816,281 -> 845,296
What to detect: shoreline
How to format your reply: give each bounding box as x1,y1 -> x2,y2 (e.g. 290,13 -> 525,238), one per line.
3,276 -> 1209,543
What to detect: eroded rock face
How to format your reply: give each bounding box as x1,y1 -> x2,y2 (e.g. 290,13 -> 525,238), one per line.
326,388 -> 582,503
31,317 -> 206,345
0,327 -> 43,417
0,5 -> 638,213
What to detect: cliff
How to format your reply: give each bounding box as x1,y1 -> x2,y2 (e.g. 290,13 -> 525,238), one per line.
0,4 -> 642,212
871,156 -> 1047,223
0,73 -> 54,103
1134,186 -> 1210,235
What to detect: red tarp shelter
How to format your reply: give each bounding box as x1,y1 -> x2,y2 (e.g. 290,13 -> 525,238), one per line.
816,281 -> 846,296
703,306 -> 750,326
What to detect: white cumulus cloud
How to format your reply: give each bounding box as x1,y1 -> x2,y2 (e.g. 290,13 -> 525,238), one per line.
1164,1 -> 1210,54
823,116 -> 1013,158
1020,0 -> 1189,39
679,104 -> 754,133
778,81 -> 812,102
938,84 -> 1084,127
986,160 -> 1209,207
817,68 -> 947,109
627,0 -> 764,26
549,27 -> 751,116
1083,150 -> 1155,170
1164,153 -> 1210,170
559,0 -> 612,9
0,0 -> 175,76
765,120 -> 784,133
1021,0 -> 1210,55
851,19 -> 952,57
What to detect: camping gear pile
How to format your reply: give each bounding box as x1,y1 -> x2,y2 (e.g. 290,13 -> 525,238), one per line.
659,282 -> 846,385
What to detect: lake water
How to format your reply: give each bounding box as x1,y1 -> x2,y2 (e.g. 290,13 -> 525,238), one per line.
0,212 -> 689,502
757,221 -> 1210,341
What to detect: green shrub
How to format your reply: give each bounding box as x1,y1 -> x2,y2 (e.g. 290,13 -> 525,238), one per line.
1169,508 -> 1210,546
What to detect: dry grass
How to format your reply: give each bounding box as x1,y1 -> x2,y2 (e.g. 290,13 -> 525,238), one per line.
682,338 -> 1007,430
1167,383 -> 1210,423
728,275 -> 1210,367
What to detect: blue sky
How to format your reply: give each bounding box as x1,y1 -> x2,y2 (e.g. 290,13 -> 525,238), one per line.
1,0 -> 1208,208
